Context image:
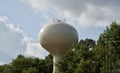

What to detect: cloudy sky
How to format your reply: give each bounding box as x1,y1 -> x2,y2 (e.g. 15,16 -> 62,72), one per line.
0,0 -> 120,65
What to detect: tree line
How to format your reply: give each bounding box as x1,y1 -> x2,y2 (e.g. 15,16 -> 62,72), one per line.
57,21 -> 120,73
0,54 -> 53,73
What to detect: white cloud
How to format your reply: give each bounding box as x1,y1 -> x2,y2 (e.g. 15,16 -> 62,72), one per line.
22,0 -> 120,27
0,16 -> 8,23
78,4 -> 118,27
0,16 -> 48,65
22,35 -> 49,59
0,16 -> 25,64
26,43 -> 49,59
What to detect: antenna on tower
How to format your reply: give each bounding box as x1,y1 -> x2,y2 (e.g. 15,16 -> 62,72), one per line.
53,18 -> 66,22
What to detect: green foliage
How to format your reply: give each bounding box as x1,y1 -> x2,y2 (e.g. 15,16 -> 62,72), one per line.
57,39 -> 96,73
22,67 -> 38,73
0,54 -> 53,73
57,21 -> 120,73
95,21 -> 120,73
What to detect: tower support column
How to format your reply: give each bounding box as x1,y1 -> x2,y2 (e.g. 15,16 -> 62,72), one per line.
53,55 -> 62,73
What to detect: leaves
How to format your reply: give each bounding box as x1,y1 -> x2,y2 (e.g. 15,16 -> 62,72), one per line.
57,39 -> 96,73
57,21 -> 120,73
0,54 -> 53,73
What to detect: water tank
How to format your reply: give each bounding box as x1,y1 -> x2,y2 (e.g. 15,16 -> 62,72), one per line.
39,21 -> 78,55
39,21 -> 78,73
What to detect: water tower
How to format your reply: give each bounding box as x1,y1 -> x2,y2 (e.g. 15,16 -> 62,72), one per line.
39,20 -> 78,73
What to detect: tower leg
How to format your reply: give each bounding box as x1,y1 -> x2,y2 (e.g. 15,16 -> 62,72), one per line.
53,55 -> 62,73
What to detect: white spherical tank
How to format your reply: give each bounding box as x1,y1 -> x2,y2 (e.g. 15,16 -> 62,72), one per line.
39,21 -> 78,55
39,21 -> 78,73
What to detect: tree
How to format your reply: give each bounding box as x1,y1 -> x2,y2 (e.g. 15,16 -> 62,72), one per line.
22,67 -> 38,73
0,54 -> 53,73
44,54 -> 53,73
95,21 -> 120,73
57,21 -> 120,73
57,39 -> 96,73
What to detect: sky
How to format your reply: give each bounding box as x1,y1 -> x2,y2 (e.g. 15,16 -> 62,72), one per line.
0,0 -> 120,65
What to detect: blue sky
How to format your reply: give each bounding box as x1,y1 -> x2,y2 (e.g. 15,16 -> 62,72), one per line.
0,0 -> 120,64
0,0 -> 47,41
